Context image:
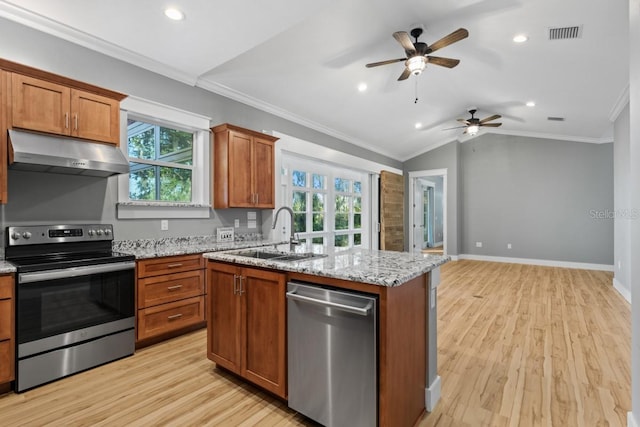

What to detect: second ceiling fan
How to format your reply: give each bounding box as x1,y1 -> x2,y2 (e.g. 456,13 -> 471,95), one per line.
447,109 -> 502,135
366,27 -> 469,81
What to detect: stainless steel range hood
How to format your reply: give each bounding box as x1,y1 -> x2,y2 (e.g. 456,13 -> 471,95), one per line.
8,129 -> 130,177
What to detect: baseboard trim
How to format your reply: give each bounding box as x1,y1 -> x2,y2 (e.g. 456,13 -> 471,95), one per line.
629,411 -> 639,427
448,254 -> 459,261
457,254 -> 614,272
613,277 -> 632,303
425,375 -> 441,412
434,241 -> 443,247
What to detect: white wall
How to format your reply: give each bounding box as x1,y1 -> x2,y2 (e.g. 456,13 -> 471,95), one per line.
630,0 -> 640,424
613,104 -> 631,302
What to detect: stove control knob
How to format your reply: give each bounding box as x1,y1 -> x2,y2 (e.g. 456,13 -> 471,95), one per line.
22,232 -> 32,240
11,232 -> 20,240
104,229 -> 112,236
96,229 -> 104,236
88,229 -> 95,237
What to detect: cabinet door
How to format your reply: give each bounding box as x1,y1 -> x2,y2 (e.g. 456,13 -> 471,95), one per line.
253,137 -> 275,208
71,89 -> 120,145
11,74 -> 70,135
207,263 -> 242,373
227,131 -> 254,207
242,268 -> 286,397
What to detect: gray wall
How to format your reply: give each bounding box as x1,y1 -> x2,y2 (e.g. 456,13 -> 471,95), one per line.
404,134 -> 614,265
404,142 -> 460,255
614,103 -> 631,297
630,0 -> 640,423
0,17 -> 400,241
460,134 -> 613,265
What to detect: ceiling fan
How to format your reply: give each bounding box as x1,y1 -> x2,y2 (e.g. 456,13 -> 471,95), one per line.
365,27 -> 469,81
447,109 -> 502,135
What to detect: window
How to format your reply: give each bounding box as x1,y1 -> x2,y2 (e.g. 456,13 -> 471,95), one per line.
284,156 -> 369,250
117,96 -> 211,219
127,119 -> 194,202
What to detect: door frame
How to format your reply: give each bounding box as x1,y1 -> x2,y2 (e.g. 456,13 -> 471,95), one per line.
408,169 -> 447,255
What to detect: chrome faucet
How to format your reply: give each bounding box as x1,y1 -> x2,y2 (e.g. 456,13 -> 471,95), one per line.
272,206 -> 300,251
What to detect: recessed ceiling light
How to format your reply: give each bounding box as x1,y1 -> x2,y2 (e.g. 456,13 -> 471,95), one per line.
415,122 -> 423,129
164,7 -> 185,21
526,101 -> 536,107
513,34 -> 528,43
357,83 -> 368,92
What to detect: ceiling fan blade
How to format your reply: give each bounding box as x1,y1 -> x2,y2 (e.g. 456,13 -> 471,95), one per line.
442,125 -> 467,131
397,68 -> 411,81
480,123 -> 502,127
428,28 -> 469,53
479,114 -> 501,124
457,119 -> 470,125
393,31 -> 416,55
365,58 -> 406,68
427,56 -> 460,68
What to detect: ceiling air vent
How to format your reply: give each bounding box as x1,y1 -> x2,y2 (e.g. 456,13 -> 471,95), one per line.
547,116 -> 565,122
548,25 -> 583,40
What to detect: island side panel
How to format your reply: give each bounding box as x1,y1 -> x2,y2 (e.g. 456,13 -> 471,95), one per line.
378,273 -> 428,427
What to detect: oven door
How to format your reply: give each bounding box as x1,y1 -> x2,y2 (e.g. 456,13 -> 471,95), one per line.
16,261 -> 135,358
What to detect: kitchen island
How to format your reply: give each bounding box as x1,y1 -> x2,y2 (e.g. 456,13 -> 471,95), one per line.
204,245 -> 448,427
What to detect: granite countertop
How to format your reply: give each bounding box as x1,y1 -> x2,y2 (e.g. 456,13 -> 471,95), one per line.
0,261 -> 16,274
204,244 -> 449,287
114,235 -> 287,259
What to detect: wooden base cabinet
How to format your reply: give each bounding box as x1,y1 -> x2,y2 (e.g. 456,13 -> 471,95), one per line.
136,254 -> 206,343
207,262 -> 286,398
0,274 -> 14,387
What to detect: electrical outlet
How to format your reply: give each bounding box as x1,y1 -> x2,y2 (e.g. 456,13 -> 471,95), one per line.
217,227 -> 234,242
475,241 -> 482,248
507,243 -> 512,249
160,220 -> 168,231
234,219 -> 240,228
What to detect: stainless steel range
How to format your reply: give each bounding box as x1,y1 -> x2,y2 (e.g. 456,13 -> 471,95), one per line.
5,224 -> 136,392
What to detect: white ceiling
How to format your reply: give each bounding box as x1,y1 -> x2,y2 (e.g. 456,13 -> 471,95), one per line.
0,0 -> 629,161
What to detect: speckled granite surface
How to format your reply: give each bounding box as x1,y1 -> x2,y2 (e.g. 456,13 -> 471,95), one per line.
113,234 -> 286,259
0,261 -> 16,273
204,244 -> 449,287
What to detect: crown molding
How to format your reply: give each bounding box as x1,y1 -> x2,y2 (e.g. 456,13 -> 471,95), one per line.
608,84 -> 630,122
0,2 -> 198,85
196,77 -> 400,161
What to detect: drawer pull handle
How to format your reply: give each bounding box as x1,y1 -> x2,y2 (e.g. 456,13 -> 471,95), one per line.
167,263 -> 183,268
168,313 -> 183,320
167,285 -> 183,291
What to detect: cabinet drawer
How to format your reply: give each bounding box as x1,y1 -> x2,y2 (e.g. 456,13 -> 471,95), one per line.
137,254 -> 204,278
138,270 -> 204,308
137,296 -> 205,340
0,275 -> 12,299
0,300 -> 11,340
0,340 -> 11,382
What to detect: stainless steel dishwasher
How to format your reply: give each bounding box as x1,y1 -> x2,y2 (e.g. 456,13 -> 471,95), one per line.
287,281 -> 378,426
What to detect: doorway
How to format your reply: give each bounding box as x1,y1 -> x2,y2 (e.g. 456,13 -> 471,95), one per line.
409,169 -> 447,255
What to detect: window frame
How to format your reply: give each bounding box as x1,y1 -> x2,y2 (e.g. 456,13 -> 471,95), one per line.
283,155 -> 370,250
117,97 -> 211,219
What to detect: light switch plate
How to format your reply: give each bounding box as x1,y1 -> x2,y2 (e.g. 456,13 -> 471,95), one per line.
217,227 -> 234,242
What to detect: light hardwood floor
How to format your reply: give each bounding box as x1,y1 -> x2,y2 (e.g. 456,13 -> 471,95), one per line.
0,260 -> 630,426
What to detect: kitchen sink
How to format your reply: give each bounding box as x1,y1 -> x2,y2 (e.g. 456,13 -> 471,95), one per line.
232,250 -> 327,262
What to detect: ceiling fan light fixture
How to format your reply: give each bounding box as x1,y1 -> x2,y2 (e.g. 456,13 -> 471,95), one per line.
406,56 -> 427,75
467,125 -> 480,136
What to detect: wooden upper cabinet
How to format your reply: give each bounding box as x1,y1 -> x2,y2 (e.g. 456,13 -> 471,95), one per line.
70,89 -> 120,144
3,59 -> 126,145
212,123 -> 278,209
11,74 -> 71,135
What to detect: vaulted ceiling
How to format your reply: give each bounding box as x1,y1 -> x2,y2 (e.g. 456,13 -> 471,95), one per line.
0,0 -> 629,160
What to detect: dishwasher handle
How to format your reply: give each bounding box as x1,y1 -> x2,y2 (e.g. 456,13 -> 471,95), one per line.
286,290 -> 372,316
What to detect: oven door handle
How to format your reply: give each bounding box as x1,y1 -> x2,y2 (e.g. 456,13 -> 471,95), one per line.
18,261 -> 136,284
